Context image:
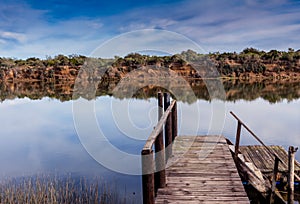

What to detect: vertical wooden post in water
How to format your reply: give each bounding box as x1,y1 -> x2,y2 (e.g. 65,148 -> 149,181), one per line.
164,93 -> 172,161
155,92 -> 166,191
288,146 -> 298,204
270,156 -> 279,204
142,149 -> 155,204
234,121 -> 242,158
171,101 -> 177,141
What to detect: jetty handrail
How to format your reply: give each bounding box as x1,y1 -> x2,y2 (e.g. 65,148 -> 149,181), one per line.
141,92 -> 178,204
230,111 -> 284,202
142,100 -> 176,151
230,111 -> 282,162
230,111 -> 300,202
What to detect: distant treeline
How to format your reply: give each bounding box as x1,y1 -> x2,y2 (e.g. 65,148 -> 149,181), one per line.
0,48 -> 300,79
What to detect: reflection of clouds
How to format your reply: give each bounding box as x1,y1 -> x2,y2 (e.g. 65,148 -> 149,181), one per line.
178,100 -> 225,136
0,97 -> 31,106
95,96 -> 156,142
178,102 -> 202,135
179,98 -> 300,160
0,98 -> 107,178
224,98 -> 300,160
0,96 -> 299,178
110,97 -> 157,140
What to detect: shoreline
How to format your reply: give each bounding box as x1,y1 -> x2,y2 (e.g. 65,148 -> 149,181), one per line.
1,77 -> 299,103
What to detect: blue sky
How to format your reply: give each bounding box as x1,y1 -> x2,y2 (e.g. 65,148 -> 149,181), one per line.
0,0 -> 300,58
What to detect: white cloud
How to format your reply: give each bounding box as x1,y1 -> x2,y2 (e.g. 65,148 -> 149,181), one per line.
111,0 -> 300,52
0,0 -> 299,58
0,31 -> 27,43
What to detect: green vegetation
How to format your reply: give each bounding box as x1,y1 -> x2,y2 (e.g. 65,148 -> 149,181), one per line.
0,48 -> 299,103
208,48 -> 300,76
1,48 -> 299,80
0,54 -> 87,69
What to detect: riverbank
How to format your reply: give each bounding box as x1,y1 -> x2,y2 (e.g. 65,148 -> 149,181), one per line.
0,49 -> 299,82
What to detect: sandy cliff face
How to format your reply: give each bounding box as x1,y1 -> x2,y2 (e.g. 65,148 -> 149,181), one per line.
0,65 -> 79,82
0,59 -> 299,82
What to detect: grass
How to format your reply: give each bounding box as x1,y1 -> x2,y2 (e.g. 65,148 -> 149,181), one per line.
0,174 -> 136,204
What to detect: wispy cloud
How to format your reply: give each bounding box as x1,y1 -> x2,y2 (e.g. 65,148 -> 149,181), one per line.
0,0 -> 299,58
0,31 -> 27,43
113,0 -> 300,52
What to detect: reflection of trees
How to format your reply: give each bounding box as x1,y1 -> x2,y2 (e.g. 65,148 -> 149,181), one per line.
0,79 -> 299,103
223,79 -> 300,103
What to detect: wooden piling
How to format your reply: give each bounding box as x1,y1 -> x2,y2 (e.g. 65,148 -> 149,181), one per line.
171,101 -> 177,141
288,146 -> 298,204
141,97 -> 177,204
155,92 -> 165,190
164,93 -> 172,160
142,149 -> 155,204
234,121 -> 242,158
270,156 -> 279,204
163,93 -> 170,111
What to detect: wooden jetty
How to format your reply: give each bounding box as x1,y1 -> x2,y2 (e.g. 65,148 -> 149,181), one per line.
141,93 -> 299,204
155,135 -> 250,203
229,111 -> 300,203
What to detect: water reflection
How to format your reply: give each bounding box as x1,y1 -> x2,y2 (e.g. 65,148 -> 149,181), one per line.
1,78 -> 299,103
0,96 -> 299,171
0,79 -> 299,203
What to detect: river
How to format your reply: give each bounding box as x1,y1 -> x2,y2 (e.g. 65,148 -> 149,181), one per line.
0,79 -> 299,202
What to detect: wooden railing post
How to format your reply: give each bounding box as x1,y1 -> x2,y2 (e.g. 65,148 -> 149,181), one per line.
158,92 -> 163,122
171,101 -> 177,141
142,149 -> 155,204
164,93 -> 172,161
288,146 -> 298,204
141,95 -> 177,203
234,121 -> 242,158
155,92 -> 166,191
269,156 -> 279,204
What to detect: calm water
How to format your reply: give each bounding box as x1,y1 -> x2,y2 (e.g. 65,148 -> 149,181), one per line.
0,81 -> 299,202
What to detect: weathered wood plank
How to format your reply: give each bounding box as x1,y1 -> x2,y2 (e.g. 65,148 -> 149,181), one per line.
155,135 -> 249,203
156,195 -> 250,200
239,145 -> 300,173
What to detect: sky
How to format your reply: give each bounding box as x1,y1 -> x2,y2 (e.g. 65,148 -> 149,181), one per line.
0,0 -> 300,58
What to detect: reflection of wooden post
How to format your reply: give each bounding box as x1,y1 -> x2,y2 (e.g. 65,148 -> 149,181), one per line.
234,121 -> 242,159
288,146 -> 298,204
164,93 -> 172,161
171,101 -> 177,141
270,156 -> 279,204
155,92 -> 165,191
142,149 -> 154,204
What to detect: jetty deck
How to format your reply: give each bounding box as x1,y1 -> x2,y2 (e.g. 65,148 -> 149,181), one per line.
141,93 -> 298,204
155,135 -> 250,204
239,145 -> 300,174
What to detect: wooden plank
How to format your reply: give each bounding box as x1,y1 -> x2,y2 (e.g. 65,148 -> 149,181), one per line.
156,195 -> 250,201
166,177 -> 243,182
157,191 -> 249,197
155,135 -> 249,203
156,201 -> 246,204
239,145 -> 300,173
